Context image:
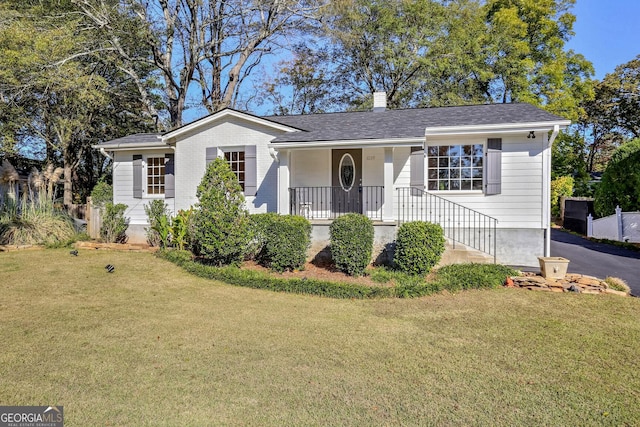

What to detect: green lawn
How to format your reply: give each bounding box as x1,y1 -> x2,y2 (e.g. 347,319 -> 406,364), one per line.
1,249 -> 639,426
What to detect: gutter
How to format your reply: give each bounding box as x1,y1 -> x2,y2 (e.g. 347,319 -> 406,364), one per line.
269,137 -> 425,150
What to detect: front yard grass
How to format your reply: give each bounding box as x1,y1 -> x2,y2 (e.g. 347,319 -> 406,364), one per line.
1,249 -> 639,425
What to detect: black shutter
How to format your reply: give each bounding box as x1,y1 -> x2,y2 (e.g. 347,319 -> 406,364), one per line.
165,153 -> 175,198
244,145 -> 257,196
485,138 -> 502,195
133,154 -> 143,198
410,147 -> 424,190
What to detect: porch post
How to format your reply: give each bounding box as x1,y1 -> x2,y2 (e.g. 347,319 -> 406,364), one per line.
277,149 -> 290,215
382,147 -> 394,222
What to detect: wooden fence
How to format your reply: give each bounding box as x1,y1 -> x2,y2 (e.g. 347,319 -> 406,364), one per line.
67,198 -> 101,239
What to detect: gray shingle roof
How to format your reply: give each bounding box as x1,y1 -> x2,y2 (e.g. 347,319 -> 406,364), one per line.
265,103 -> 568,143
98,133 -> 163,146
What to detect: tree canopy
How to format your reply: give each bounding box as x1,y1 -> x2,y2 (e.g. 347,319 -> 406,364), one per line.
0,0 -> 154,203
5,0 -> 636,205
594,138 -> 640,217
260,0 -> 594,120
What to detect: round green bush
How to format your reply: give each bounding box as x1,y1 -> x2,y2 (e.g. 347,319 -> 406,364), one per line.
394,221 -> 445,275
250,213 -> 311,272
248,212 -> 280,259
594,138 -> 640,217
329,213 -> 374,276
191,158 -> 250,266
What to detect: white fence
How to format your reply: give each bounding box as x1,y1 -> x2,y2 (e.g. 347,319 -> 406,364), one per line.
587,206 -> 640,243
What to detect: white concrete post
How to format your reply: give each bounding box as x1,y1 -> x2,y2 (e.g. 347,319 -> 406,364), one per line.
277,149 -> 290,215
382,147 -> 394,222
616,205 -> 623,241
587,213 -> 593,237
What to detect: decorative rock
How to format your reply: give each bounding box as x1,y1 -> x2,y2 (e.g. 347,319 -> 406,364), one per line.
577,277 -> 602,287
506,272 -> 628,297
605,289 -> 629,297
547,280 -> 564,289
525,276 -> 548,284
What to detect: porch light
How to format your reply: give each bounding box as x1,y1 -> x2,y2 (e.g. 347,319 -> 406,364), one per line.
527,131 -> 536,139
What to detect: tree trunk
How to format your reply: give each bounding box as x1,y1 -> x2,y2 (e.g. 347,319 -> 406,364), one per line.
64,163 -> 73,206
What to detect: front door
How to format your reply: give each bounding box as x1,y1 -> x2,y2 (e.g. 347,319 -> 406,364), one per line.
332,149 -> 362,216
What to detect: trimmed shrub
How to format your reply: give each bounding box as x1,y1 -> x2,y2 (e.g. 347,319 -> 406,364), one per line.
329,213 -> 374,276
191,158 -> 250,266
250,213 -> 311,272
158,249 -> 394,299
433,263 -> 518,292
394,221 -> 445,275
159,251 -> 520,299
248,212 -> 280,260
100,203 -> 129,243
145,199 -> 171,247
594,138 -> 640,217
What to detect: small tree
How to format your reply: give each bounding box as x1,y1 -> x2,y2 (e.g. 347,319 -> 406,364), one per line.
594,138 -> 640,217
191,158 -> 250,265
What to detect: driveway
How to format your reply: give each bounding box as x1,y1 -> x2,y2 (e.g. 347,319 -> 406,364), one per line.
550,228 -> 640,296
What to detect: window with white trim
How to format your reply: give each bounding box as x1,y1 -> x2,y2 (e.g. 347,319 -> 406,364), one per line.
427,144 -> 483,191
224,150 -> 245,191
146,156 -> 165,195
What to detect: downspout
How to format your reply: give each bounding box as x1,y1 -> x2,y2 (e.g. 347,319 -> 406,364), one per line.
544,125 -> 560,257
99,147 -> 113,160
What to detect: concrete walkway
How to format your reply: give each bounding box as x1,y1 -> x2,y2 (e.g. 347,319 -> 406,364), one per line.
550,228 -> 640,296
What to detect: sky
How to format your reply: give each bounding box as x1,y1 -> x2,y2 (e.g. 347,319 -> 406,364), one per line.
566,0 -> 640,79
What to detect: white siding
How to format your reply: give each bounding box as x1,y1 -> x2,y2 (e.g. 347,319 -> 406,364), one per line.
291,149 -> 331,187
171,116 -> 285,214
110,127 -> 547,234
392,147 -> 412,217
423,135 -> 545,229
112,150 -> 176,226
361,147 -> 384,186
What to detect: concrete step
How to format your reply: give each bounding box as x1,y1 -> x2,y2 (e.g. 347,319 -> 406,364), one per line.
437,240 -> 494,266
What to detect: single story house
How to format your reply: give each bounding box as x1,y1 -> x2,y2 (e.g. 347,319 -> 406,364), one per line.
95,94 -> 570,266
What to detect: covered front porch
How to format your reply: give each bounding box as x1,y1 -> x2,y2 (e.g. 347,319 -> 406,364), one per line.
274,146 -> 407,222
271,145 -> 498,263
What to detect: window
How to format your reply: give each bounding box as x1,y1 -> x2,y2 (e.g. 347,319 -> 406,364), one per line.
339,153 -> 355,191
146,157 -> 165,195
224,150 -> 245,191
427,144 -> 483,191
